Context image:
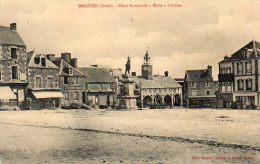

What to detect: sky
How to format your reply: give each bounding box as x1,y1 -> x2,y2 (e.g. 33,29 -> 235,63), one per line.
1,0 -> 260,79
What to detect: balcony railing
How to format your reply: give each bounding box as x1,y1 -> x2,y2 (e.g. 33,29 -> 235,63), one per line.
218,73 -> 234,82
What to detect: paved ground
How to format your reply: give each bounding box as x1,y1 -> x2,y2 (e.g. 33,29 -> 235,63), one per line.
0,109 -> 259,163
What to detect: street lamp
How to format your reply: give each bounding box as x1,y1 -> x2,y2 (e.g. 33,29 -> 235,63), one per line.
139,82 -> 142,110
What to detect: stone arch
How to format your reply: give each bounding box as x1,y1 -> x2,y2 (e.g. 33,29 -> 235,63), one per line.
174,94 -> 181,106
164,95 -> 172,107
143,96 -> 152,108
154,94 -> 163,106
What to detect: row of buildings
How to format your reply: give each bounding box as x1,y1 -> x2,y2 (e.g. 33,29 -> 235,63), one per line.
0,23 -> 260,110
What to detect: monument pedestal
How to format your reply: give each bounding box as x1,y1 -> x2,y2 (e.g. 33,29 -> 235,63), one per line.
118,78 -> 138,110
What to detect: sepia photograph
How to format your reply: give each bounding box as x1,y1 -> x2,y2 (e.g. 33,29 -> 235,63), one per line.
0,0 -> 260,163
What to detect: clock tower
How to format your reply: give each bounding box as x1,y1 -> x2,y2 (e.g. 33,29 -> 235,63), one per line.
141,50 -> 153,80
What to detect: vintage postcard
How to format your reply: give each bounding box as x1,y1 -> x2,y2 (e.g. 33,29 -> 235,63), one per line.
0,0 -> 260,163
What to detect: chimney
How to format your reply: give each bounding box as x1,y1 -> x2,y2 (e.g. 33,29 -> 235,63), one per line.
46,54 -> 55,61
71,58 -> 77,68
164,71 -> 169,77
10,23 -> 16,31
61,53 -> 71,63
207,65 -> 212,75
131,72 -> 136,77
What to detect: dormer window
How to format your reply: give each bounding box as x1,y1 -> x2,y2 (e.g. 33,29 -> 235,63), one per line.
34,57 -> 40,64
41,58 -> 46,67
11,48 -> 17,59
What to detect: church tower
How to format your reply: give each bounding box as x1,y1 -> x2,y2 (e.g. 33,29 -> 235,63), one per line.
141,50 -> 153,80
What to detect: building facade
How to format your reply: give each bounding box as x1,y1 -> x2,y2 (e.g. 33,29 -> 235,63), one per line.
184,65 -> 217,108
218,40 -> 260,109
130,51 -> 182,108
80,67 -> 116,109
52,53 -> 86,107
0,23 -> 28,110
27,52 -> 64,109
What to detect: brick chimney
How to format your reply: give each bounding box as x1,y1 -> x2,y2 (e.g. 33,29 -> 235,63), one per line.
10,23 -> 16,31
61,53 -> 71,64
164,71 -> 169,77
207,65 -> 212,75
71,58 -> 77,68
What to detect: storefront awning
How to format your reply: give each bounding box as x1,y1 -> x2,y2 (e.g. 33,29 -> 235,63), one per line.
32,91 -> 64,99
0,86 -> 16,100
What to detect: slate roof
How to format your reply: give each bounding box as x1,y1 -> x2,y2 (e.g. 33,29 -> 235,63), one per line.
80,67 -> 116,83
219,40 -> 260,63
0,26 -> 25,46
28,51 -> 59,69
130,76 -> 181,89
185,69 -> 213,82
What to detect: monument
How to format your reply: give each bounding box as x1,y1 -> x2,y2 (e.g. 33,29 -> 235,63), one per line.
118,56 -> 138,109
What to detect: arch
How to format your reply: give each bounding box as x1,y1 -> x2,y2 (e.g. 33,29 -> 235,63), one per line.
164,95 -> 172,107
143,96 -> 152,108
174,94 -> 181,106
154,94 -> 163,106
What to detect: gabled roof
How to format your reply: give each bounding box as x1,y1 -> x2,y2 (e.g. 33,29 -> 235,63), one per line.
219,40 -> 260,63
79,67 -> 115,83
28,51 -> 59,69
0,26 -> 25,46
58,60 -> 85,77
185,69 -> 213,82
130,76 -> 181,89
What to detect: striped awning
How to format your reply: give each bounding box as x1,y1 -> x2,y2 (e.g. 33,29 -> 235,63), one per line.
32,91 -> 64,99
0,86 -> 16,100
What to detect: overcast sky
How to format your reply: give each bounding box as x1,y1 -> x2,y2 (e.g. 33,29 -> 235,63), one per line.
1,0 -> 260,79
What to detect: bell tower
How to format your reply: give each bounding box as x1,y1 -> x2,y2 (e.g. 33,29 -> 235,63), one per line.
141,50 -> 153,80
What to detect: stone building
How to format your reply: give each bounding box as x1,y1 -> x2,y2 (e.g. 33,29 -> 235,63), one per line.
218,40 -> 260,109
184,65 -> 217,108
130,51 -> 182,108
52,53 -> 86,107
80,67 -> 116,109
0,23 -> 28,109
27,51 -> 64,109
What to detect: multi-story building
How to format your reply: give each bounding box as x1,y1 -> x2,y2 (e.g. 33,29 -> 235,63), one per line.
52,53 -> 86,106
218,40 -> 260,109
0,23 -> 28,109
27,51 -> 64,109
184,65 -> 217,108
130,51 -> 182,108
79,67 -> 116,109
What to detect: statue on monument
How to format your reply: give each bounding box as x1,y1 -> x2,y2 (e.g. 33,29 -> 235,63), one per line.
125,56 -> 131,77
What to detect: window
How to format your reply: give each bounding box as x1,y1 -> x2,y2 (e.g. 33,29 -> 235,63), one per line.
87,84 -> 101,91
221,82 -> 226,92
191,90 -> 197,96
227,82 -> 231,92
205,82 -> 210,87
191,82 -> 196,88
36,77 -> 42,88
102,84 -> 111,91
206,91 -> 210,95
34,57 -> 40,64
69,67 -> 73,75
74,92 -> 79,100
64,76 -> 68,84
11,48 -> 17,59
41,58 -> 46,67
64,92 -> 69,101
238,80 -> 243,91
11,66 -> 17,80
226,67 -> 231,74
237,63 -> 243,74
246,79 -> 252,91
74,77 -> 78,85
245,62 -> 252,74
47,77 -> 54,88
